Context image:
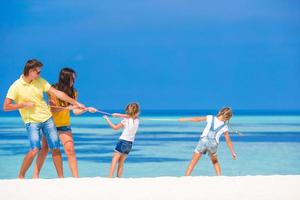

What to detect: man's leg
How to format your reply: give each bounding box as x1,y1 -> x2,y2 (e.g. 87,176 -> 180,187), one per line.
20,122 -> 42,178
43,118 -> 64,178
33,135 -> 49,178
52,149 -> 64,178
19,148 -> 39,178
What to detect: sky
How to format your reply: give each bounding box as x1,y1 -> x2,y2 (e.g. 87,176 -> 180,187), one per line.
0,0 -> 299,110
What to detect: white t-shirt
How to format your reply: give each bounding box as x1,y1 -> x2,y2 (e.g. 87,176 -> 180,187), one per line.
200,115 -> 228,143
119,118 -> 140,142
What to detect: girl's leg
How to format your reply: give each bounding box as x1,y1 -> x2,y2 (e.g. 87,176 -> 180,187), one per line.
33,135 -> 49,178
109,152 -> 121,178
59,131 -> 79,177
210,154 -> 221,176
185,152 -> 202,176
117,154 -> 127,177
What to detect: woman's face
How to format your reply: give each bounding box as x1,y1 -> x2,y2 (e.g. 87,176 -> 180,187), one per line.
70,73 -> 76,87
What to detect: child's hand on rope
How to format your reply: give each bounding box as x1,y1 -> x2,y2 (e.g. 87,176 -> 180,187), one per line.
103,115 -> 109,121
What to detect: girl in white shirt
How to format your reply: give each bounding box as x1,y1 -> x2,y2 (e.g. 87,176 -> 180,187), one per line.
103,103 -> 140,178
179,107 -> 237,176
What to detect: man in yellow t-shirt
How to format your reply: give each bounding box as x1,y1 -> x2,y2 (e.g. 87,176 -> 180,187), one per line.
3,59 -> 85,179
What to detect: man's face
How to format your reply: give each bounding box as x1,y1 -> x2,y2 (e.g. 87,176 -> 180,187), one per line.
29,67 -> 41,80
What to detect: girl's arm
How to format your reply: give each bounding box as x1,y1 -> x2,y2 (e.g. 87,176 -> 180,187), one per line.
112,113 -> 129,118
179,116 -> 207,122
103,115 -> 124,130
224,131 -> 237,160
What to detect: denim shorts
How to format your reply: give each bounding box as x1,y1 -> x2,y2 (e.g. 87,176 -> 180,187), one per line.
194,138 -> 218,156
56,126 -> 72,132
25,117 -> 60,150
115,139 -> 133,155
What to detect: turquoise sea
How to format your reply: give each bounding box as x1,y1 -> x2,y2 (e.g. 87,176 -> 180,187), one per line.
0,110 -> 300,179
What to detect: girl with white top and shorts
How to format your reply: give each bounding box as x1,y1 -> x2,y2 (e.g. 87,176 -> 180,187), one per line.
103,103 -> 140,178
179,107 -> 237,176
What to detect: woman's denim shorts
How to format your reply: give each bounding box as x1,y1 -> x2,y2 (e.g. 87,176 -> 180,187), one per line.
56,126 -> 72,132
115,139 -> 133,155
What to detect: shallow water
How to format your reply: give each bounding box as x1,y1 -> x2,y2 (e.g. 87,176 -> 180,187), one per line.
0,113 -> 300,179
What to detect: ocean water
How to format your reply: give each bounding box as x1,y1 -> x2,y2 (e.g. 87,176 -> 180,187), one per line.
0,111 -> 300,179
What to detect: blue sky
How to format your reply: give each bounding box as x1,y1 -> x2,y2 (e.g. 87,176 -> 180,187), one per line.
0,0 -> 299,110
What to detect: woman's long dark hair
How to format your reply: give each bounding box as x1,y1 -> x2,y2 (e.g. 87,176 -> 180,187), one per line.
53,68 -> 76,106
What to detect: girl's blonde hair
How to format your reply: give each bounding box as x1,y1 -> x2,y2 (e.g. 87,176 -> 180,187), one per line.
217,107 -> 233,121
125,103 -> 140,117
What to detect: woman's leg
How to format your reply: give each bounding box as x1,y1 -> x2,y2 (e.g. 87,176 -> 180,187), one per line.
33,135 -> 49,178
109,152 -> 121,178
210,154 -> 221,176
117,154 -> 127,177
59,131 -> 79,177
185,152 -> 202,176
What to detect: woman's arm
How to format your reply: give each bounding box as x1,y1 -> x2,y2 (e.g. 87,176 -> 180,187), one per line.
224,131 -> 237,160
3,98 -> 34,111
73,107 -> 97,115
103,115 -> 124,130
179,116 -> 207,122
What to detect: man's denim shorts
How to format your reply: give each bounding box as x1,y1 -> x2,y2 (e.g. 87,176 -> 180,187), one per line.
194,138 -> 218,156
56,126 -> 72,132
25,117 -> 60,150
115,139 -> 133,155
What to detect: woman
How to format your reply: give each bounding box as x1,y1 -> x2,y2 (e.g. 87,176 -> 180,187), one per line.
33,68 -> 96,178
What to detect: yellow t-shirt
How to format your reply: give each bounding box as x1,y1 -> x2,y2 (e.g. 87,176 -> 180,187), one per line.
6,76 -> 52,124
50,91 -> 77,127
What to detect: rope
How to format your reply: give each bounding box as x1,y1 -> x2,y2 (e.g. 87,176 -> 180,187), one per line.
140,118 -> 179,122
36,104 -> 242,135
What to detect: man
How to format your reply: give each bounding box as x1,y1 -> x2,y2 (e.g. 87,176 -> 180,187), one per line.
3,59 -> 85,178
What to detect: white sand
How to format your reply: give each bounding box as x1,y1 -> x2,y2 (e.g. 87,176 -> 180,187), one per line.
0,176 -> 299,200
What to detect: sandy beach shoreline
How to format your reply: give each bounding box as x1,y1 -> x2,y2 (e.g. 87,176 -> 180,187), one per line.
0,175 -> 299,200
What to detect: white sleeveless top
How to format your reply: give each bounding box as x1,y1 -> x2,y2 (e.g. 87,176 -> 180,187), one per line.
119,118 -> 139,142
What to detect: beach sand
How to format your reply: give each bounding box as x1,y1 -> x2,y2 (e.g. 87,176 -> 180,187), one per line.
0,175 -> 299,200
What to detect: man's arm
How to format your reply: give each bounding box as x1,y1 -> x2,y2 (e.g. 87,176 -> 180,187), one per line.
47,87 -> 85,109
3,98 -> 34,111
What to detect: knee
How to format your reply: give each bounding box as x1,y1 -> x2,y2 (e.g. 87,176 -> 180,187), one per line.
64,143 -> 75,156
211,156 -> 219,164
118,161 -> 124,168
40,146 -> 49,154
29,148 -> 39,156
52,149 -> 61,156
